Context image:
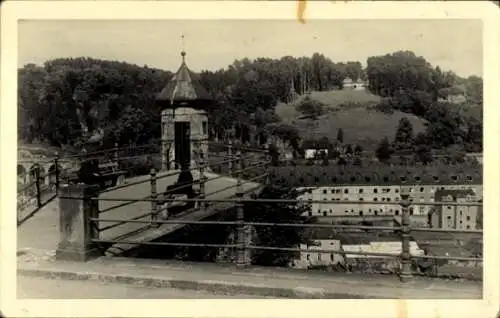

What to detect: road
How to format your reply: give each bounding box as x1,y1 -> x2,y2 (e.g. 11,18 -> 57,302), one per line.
17,276 -> 273,299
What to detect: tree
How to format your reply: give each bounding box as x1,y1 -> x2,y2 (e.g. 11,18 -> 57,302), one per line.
336,128 -> 344,144
393,117 -> 415,151
345,144 -> 353,156
244,185 -> 313,266
295,96 -> 325,120
376,137 -> 393,163
354,144 -> 363,156
414,144 -> 433,165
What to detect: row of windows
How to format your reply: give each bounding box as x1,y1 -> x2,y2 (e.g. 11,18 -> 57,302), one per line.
306,254 -> 337,261
446,215 -> 472,221
308,197 -> 401,202
309,186 -> 477,196
316,188 -> 399,195
292,174 -> 477,185
308,208 -> 404,216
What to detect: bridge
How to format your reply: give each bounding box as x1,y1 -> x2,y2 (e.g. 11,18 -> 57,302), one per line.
16,141 -> 485,299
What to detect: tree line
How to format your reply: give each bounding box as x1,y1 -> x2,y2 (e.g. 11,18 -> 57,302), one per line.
18,51 -> 482,154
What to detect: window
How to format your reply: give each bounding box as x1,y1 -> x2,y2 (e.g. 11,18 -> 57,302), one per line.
466,175 -> 473,181
447,216 -> 451,220
360,198 -> 364,201
202,121 -> 208,135
383,176 -> 389,182
451,175 -> 458,181
420,187 -> 425,192
323,189 -> 327,194
374,198 -> 378,201
306,254 -> 310,261
330,254 -> 334,261
447,206 -> 452,210
395,189 -> 399,193
382,198 -> 386,202
368,209 -> 372,212
433,176 -> 439,182
345,210 -> 349,213
467,225 -> 470,229
374,188 -> 378,193
466,216 -> 471,221
374,210 -> 378,216
415,176 -> 422,182
323,211 -> 327,216
318,254 -> 322,261
395,210 -> 400,215
359,211 -> 364,216
332,177 -> 338,182
387,198 -> 391,202
359,189 -> 364,194
344,189 -> 349,194
331,189 -> 335,194
308,211 -> 312,216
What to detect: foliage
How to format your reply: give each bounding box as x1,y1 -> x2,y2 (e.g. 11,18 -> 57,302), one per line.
393,117 -> 414,151
336,128 -> 344,143
375,137 -> 393,163
295,96 -> 325,119
18,58 -> 168,148
244,185 -> 313,267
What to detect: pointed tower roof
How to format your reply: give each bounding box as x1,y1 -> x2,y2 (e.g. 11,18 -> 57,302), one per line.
156,50 -> 212,108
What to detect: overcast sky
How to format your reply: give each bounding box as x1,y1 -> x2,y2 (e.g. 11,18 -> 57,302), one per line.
18,19 -> 482,77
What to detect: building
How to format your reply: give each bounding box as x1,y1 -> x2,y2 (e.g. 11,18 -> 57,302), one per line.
292,231 -> 424,269
342,77 -> 367,91
465,152 -> 483,165
438,85 -> 467,104
156,49 -> 212,171
270,165 -> 483,218
430,189 -> 478,230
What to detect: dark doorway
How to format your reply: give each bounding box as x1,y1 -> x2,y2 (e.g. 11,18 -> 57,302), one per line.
175,122 -> 191,168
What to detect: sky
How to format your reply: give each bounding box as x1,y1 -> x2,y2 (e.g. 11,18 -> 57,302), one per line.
18,19 -> 482,77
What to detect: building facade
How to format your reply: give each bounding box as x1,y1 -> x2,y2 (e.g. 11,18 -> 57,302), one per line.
270,165 -> 483,218
430,189 -> 478,230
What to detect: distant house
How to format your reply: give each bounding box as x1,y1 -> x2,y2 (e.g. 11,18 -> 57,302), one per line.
465,152 -> 483,165
438,85 -> 467,104
342,77 -> 367,91
430,189 -> 478,230
292,230 -> 424,269
301,139 -> 329,159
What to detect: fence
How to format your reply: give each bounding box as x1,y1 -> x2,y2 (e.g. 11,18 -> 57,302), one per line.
58,147 -> 483,283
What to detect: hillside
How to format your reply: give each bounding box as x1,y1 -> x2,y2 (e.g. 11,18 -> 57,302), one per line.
275,90 -> 428,150
276,89 -> 381,120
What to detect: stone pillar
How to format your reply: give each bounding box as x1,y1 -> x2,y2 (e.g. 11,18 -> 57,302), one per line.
56,184 -> 101,261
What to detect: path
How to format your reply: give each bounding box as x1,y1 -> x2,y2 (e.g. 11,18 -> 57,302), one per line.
17,170 -> 262,254
17,276 -> 274,299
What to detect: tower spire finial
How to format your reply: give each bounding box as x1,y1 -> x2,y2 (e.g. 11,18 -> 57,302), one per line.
181,34 -> 186,62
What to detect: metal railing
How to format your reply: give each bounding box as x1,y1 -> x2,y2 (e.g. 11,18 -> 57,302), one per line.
57,144 -> 483,282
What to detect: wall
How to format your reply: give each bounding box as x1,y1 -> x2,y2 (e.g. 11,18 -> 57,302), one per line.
297,184 -> 482,219
161,107 -> 209,169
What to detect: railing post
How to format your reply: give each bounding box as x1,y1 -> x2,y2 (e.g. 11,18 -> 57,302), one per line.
399,187 -> 413,282
114,142 -> 119,166
54,153 -> 60,195
35,167 -> 42,208
235,151 -> 249,267
150,168 -> 159,227
198,153 -> 207,209
227,139 -> 233,175
56,184 -> 101,261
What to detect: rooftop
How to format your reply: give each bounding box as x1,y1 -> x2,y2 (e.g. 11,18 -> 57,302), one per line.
269,165 -> 483,187
434,188 -> 476,201
156,51 -> 212,107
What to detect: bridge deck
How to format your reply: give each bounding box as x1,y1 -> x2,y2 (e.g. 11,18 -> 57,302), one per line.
17,171 -> 262,254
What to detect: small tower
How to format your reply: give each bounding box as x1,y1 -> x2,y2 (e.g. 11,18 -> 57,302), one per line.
155,46 -> 212,171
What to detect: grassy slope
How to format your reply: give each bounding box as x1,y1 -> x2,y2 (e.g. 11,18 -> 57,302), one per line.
276,89 -> 428,150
